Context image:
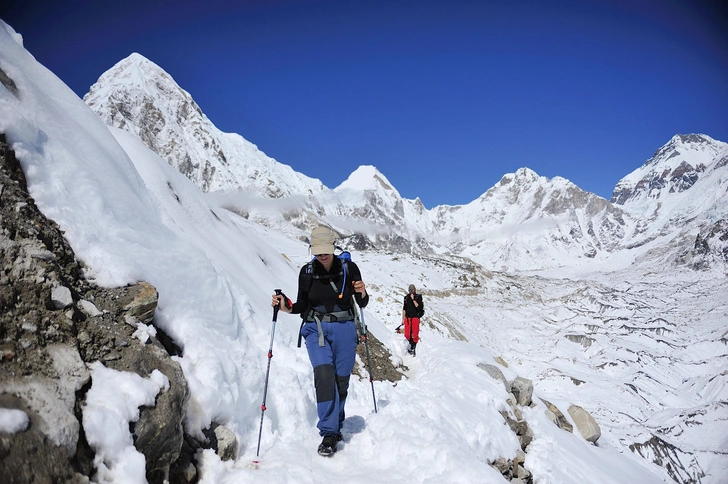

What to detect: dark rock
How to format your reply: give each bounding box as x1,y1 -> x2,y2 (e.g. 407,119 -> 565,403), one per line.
0,134 -> 195,483
120,281 -> 159,324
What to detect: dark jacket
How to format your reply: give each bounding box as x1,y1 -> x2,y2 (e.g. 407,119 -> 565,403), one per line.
403,293 -> 423,318
291,256 -> 369,317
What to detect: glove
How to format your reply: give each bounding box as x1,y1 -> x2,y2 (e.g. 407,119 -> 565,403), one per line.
278,291 -> 293,310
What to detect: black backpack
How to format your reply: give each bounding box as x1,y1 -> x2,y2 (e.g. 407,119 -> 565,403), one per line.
405,293 -> 424,318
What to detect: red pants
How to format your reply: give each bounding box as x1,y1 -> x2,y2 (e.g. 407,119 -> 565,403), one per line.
403,317 -> 420,343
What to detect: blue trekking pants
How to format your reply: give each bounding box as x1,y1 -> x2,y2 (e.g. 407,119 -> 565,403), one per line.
301,320 -> 358,436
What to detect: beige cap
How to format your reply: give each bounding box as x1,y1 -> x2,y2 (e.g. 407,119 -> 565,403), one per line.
310,226 -> 336,255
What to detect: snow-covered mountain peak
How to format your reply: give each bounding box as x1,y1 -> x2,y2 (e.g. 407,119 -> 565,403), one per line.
84,53 -> 196,122
644,133 -> 722,170
496,167 -> 539,187
484,167 -> 576,205
491,167 -> 579,197
84,52 -> 326,198
612,133 -> 728,205
95,53 -> 166,90
657,133 -> 718,156
334,165 -> 397,193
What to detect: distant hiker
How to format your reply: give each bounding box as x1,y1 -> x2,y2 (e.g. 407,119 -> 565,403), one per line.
271,226 -> 369,457
401,284 -> 423,355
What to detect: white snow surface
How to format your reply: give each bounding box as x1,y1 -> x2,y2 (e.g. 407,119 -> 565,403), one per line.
0,408 -> 29,434
1,20 -> 726,483
83,362 -> 169,484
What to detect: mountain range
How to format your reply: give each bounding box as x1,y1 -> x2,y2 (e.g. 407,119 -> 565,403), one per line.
83,53 -> 728,273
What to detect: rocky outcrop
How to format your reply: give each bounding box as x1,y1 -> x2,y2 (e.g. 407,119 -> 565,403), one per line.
630,435 -> 706,484
0,135 -> 199,483
354,329 -> 406,383
674,219 -> 728,270
488,370 -> 535,484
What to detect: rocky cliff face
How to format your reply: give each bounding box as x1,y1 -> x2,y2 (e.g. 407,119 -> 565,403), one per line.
0,135 -> 195,483
675,218 -> 728,270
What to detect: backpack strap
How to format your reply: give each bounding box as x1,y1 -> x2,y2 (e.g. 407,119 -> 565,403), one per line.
301,260 -> 315,294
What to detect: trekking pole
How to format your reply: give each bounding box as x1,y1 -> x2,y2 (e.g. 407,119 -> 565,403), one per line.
352,295 -> 378,413
256,289 -> 283,458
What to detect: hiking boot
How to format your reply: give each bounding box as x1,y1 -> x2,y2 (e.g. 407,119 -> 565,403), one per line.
317,434 -> 339,456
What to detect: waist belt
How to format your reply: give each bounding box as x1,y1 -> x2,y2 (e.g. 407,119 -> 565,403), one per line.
304,309 -> 353,323
299,309 -> 354,347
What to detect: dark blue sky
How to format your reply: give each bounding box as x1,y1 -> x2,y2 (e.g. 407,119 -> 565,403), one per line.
2,0 -> 727,208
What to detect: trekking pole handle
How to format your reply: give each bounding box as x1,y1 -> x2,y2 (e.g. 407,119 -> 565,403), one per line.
273,289 -> 283,321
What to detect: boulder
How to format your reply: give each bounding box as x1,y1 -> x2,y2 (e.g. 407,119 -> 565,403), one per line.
510,377 -> 533,406
121,282 -> 159,324
568,404 -> 601,443
213,425 -> 238,462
